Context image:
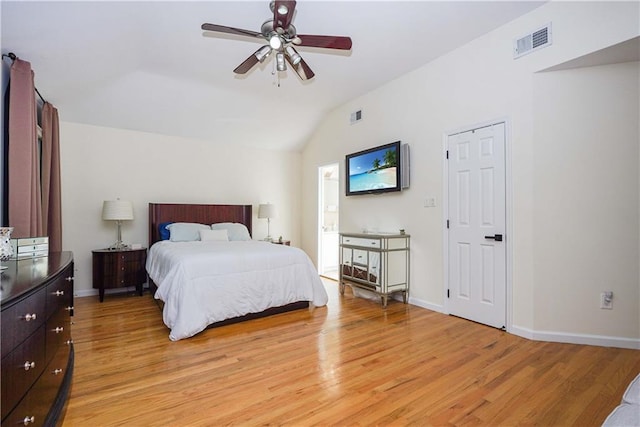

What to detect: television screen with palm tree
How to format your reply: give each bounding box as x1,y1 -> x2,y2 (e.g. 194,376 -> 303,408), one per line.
345,141 -> 402,196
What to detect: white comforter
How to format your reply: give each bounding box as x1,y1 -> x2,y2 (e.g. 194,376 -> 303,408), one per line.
146,240 -> 328,341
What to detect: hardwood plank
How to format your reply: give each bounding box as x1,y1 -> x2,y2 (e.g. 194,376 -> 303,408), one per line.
63,282 -> 640,426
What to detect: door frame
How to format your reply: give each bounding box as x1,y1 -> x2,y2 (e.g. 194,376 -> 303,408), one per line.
317,162 -> 339,278
442,117 -> 513,332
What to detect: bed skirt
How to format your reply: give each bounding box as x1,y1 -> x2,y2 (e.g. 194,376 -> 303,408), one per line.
148,279 -> 310,331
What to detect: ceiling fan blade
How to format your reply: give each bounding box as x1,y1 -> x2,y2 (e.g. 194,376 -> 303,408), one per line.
296,35 -> 352,50
286,55 -> 315,81
233,52 -> 260,74
201,23 -> 261,39
273,0 -> 296,31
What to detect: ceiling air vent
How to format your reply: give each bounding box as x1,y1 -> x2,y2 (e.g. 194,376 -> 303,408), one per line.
514,23 -> 552,59
350,109 -> 362,124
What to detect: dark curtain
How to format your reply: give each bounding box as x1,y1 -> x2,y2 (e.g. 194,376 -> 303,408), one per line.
2,81 -> 9,226
8,58 -> 42,238
41,102 -> 62,251
7,57 -> 62,249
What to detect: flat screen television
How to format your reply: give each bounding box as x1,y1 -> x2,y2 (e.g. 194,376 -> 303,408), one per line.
346,141 -> 401,196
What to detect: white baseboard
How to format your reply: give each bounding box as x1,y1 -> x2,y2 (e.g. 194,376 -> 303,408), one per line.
408,296 -> 445,313
73,287 -> 638,350
511,325 -> 640,350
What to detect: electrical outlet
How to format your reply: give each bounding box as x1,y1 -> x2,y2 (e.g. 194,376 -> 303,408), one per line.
600,292 -> 613,309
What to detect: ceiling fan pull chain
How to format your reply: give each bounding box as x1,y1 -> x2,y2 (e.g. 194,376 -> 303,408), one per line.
271,60 -> 281,87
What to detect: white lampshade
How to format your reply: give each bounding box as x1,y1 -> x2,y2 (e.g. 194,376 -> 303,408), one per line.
102,200 -> 134,221
258,203 -> 277,219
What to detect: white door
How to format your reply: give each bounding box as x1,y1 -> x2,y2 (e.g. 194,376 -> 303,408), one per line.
447,123 -> 506,329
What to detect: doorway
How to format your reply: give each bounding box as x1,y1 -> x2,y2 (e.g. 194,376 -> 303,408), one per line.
446,122 -> 507,329
318,163 -> 339,280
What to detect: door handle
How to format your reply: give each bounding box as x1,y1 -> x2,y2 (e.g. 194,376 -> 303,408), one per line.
485,234 -> 503,242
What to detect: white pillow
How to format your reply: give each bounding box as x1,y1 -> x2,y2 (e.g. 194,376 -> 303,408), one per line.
199,229 -> 229,242
210,222 -> 251,241
166,222 -> 210,242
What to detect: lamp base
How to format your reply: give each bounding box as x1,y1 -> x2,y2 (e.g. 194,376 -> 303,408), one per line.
108,221 -> 130,250
107,241 -> 130,251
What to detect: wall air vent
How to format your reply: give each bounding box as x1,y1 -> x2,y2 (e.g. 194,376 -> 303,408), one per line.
350,109 -> 362,124
514,22 -> 552,59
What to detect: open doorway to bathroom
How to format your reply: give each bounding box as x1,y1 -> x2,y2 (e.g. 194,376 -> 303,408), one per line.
318,163 -> 339,280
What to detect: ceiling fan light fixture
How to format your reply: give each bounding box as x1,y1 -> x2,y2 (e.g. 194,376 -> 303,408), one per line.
269,34 -> 282,50
285,46 -> 302,65
255,45 -> 272,62
276,52 -> 286,71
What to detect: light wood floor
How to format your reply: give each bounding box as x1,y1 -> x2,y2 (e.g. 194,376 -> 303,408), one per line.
63,280 -> 639,426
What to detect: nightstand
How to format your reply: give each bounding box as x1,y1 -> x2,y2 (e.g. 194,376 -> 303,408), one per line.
272,239 -> 291,246
92,247 -> 147,302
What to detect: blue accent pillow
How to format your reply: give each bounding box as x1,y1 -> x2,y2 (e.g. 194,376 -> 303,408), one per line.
159,222 -> 173,241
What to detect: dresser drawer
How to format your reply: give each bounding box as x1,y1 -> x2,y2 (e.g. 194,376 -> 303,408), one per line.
3,393 -> 50,427
2,344 -> 69,427
1,288 -> 46,359
45,269 -> 73,319
45,308 -> 71,364
342,236 -> 381,249
1,325 -> 46,420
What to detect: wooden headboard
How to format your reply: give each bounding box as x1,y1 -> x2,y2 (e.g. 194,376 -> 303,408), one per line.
148,203 -> 253,247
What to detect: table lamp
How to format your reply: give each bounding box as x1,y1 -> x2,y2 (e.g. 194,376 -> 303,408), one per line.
102,199 -> 134,250
258,203 -> 277,242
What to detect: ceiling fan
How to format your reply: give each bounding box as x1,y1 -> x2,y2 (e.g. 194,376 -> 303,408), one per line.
201,0 -> 352,81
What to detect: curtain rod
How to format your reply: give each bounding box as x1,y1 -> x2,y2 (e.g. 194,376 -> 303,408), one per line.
2,52 -> 47,104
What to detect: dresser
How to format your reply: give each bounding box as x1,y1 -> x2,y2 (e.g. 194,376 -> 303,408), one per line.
339,232 -> 410,307
92,248 -> 147,302
1,252 -> 74,426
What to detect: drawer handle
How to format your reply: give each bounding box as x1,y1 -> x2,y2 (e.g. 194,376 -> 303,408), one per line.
53,368 -> 63,375
55,290 -> 64,296
53,326 -> 64,333
23,313 -> 37,322
23,361 -> 35,371
65,339 -> 74,345
23,416 -> 35,425
65,276 -> 74,282
65,306 -> 74,311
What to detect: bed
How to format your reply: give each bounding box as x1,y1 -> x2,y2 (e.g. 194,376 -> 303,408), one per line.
146,203 -> 328,341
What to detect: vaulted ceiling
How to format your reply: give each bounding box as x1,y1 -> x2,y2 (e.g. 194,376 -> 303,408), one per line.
1,1 -> 544,151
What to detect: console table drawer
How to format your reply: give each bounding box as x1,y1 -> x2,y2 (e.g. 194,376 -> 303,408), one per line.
341,236 -> 381,249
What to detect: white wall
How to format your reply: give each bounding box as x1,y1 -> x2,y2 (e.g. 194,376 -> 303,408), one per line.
532,62 -> 639,340
301,1 -> 640,346
61,122 -> 301,296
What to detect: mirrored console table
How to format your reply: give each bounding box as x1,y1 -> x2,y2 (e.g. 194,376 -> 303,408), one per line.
339,232 -> 410,307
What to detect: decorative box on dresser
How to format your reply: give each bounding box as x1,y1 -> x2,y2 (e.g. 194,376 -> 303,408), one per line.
1,251 -> 74,427
339,232 -> 410,307
92,248 -> 147,302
